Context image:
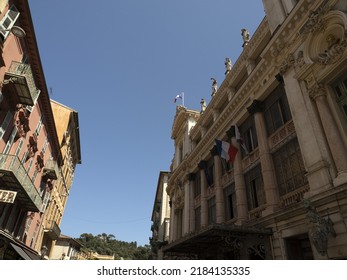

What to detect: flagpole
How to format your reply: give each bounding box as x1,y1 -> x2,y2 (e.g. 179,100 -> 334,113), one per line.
182,92 -> 185,107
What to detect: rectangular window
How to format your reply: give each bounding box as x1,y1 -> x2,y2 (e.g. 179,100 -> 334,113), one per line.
21,150 -> 29,164
0,5 -> 19,41
273,138 -> 307,196
41,192 -> 51,213
240,115 -> 258,156
207,157 -> 214,186
26,158 -> 33,173
42,137 -> 49,155
3,126 -> 18,154
35,115 -> 44,136
207,196 -> 216,224
224,184 -> 237,220
264,84 -> 292,135
194,171 -> 201,198
332,75 -> 347,120
244,165 -> 265,209
0,111 -> 13,139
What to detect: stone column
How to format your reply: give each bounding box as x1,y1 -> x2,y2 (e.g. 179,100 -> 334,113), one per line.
198,160 -> 208,227
247,100 -> 280,213
169,201 -> 176,242
282,68 -> 332,194
227,126 -> 248,223
183,180 -> 190,236
174,143 -> 180,169
211,146 -> 225,223
188,173 -> 196,233
309,84 -> 347,186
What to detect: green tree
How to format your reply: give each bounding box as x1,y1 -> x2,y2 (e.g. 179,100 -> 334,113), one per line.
77,233 -> 150,260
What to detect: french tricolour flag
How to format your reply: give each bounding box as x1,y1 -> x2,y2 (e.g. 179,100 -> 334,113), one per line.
174,94 -> 182,103
215,139 -> 238,163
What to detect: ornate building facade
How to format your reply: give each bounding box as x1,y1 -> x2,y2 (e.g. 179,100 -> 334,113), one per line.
162,0 -> 347,259
0,0 -> 81,259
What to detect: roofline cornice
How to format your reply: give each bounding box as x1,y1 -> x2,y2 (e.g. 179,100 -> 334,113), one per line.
15,0 -> 62,163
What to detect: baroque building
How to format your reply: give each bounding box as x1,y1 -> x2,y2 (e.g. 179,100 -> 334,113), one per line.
162,0 -> 347,259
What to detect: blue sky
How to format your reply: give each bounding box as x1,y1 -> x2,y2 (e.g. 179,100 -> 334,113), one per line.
29,1 -> 265,246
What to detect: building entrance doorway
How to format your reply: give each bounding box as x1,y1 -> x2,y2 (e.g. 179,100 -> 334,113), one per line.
285,233 -> 313,260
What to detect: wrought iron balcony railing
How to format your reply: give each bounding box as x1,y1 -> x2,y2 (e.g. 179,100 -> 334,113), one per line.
0,153 -> 42,211
4,61 -> 40,106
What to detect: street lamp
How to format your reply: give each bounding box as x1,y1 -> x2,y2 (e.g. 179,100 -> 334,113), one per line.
1,26 -> 26,38
41,245 -> 48,260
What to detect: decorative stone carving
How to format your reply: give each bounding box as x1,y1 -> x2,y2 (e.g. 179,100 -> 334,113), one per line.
304,200 -> 336,256
308,83 -> 327,100
300,0 -> 330,35
35,152 -> 44,172
303,9 -> 347,65
295,50 -> 306,68
15,107 -> 30,139
27,134 -> 38,158
279,54 -> 295,75
173,184 -> 185,209
316,32 -> 347,65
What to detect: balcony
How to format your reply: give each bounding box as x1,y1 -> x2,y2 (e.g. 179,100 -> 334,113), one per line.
0,153 -> 42,212
4,61 -> 40,106
43,159 -> 59,180
44,220 -> 61,240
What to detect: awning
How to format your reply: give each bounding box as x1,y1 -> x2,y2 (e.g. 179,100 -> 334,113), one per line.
10,243 -> 31,260
10,243 -> 41,260
162,224 -> 272,259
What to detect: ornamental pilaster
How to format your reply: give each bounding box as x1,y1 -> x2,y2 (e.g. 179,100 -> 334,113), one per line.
282,68 -> 333,194
308,83 -> 347,179
247,100 -> 280,213
187,173 -> 196,233
230,127 -> 248,223
211,145 -> 225,223
198,160 -> 208,227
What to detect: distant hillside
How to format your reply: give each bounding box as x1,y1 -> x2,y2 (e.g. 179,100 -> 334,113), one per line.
77,233 -> 151,260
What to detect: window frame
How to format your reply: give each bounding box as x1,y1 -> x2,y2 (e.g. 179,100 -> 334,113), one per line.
244,164 -> 265,210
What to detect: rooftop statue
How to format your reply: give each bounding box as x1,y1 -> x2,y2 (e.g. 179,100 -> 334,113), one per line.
241,28 -> 250,47
225,57 -> 232,75
211,78 -> 218,97
200,98 -> 206,113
